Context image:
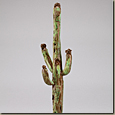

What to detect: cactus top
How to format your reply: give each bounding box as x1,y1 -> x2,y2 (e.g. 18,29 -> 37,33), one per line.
53,3 -> 61,18
54,3 -> 61,9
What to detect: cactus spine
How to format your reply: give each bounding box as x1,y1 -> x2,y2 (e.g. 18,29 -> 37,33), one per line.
40,3 -> 72,113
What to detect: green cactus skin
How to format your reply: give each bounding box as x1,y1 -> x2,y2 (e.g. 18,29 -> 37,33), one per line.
41,44 -> 53,73
62,49 -> 72,76
40,3 -> 72,113
42,65 -> 54,85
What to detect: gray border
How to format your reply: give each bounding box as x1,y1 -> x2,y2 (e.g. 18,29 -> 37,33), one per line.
0,0 -> 114,114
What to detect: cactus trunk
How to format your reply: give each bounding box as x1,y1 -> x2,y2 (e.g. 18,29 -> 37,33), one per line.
52,3 -> 63,113
40,3 -> 72,113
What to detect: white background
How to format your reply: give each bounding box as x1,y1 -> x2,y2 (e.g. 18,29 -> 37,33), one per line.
0,0 -> 113,113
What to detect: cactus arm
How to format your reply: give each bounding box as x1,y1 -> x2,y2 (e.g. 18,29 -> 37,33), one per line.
41,44 -> 53,73
42,65 -> 54,85
62,49 -> 72,76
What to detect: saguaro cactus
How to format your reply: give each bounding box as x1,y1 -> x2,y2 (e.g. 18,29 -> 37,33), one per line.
40,3 -> 72,113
